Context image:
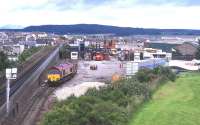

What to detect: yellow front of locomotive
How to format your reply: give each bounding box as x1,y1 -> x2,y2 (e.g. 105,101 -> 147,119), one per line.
47,74 -> 61,82
47,68 -> 62,86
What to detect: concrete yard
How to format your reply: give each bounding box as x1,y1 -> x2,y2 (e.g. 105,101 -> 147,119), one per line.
54,58 -> 124,101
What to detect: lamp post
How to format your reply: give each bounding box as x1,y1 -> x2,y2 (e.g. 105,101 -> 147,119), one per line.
5,68 -> 17,116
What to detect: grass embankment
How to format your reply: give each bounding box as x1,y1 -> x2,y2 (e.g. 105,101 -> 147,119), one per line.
130,72 -> 200,125
40,67 -> 176,125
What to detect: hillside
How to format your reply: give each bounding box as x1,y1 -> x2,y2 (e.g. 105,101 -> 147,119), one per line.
1,24 -> 200,36
130,72 -> 200,125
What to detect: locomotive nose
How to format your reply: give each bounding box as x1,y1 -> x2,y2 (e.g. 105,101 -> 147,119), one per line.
48,74 -> 60,82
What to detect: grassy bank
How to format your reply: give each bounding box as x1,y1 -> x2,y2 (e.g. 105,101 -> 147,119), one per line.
129,72 -> 200,125
40,67 -> 176,125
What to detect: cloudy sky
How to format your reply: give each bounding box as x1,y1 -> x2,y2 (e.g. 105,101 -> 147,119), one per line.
0,0 -> 200,29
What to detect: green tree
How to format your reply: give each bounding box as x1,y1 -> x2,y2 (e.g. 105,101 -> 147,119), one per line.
0,51 -> 9,71
59,44 -> 71,59
18,47 -> 41,63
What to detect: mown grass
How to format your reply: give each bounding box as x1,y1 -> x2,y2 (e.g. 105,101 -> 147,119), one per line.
129,72 -> 200,125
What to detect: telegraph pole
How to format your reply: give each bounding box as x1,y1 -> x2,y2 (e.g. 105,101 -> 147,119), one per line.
6,79 -> 10,115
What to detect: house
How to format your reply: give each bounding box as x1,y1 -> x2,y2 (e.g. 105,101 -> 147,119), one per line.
3,44 -> 24,55
143,48 -> 172,60
2,44 -> 25,61
36,39 -> 49,47
37,33 -> 48,38
145,42 -> 179,53
172,42 -> 198,60
116,40 -> 144,51
26,34 -> 37,41
19,41 -> 37,48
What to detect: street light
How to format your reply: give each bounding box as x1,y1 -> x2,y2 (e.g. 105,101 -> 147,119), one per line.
5,68 -> 17,116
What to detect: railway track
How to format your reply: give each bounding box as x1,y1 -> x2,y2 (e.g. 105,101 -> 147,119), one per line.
0,46 -> 61,125
0,52 -> 50,107
21,71 -> 77,125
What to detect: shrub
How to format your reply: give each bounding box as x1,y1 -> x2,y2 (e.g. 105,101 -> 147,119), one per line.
135,68 -> 152,83
41,66 -> 176,125
59,44 -> 71,59
0,51 -> 10,72
18,47 -> 42,63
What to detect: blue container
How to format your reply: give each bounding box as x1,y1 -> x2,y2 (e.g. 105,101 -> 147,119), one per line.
138,59 -> 166,69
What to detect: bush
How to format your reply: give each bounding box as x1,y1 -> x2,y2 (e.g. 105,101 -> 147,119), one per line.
41,66 -> 176,125
135,68 -> 152,83
136,67 -> 176,83
42,96 -> 128,125
59,44 -> 71,59
158,66 -> 176,81
0,51 -> 9,72
18,47 -> 42,63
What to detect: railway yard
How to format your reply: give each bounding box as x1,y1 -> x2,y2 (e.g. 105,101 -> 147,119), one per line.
0,34 -> 199,125
54,58 -> 124,100
27,58 -> 125,125
0,46 -> 126,125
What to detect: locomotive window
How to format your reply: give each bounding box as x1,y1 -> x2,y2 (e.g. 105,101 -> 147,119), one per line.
70,68 -> 73,72
48,70 -> 61,75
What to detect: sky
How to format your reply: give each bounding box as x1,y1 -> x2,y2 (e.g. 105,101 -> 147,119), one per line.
0,0 -> 200,29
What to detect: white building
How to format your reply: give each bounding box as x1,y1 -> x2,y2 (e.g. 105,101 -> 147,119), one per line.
3,44 -> 25,55
116,40 -> 144,51
37,33 -> 48,38
143,48 -> 172,60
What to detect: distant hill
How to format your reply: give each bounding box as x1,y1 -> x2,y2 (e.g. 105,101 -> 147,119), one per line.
0,25 -> 23,29
1,24 -> 200,36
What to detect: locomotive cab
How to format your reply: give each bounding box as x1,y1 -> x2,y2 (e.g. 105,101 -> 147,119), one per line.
47,69 -> 62,82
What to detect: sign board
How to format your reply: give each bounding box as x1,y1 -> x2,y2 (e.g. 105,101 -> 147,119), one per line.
6,68 -> 17,79
6,69 -> 12,79
134,52 -> 141,62
71,52 -> 78,60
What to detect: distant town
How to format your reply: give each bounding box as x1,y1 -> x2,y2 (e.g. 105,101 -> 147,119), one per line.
0,31 -> 199,63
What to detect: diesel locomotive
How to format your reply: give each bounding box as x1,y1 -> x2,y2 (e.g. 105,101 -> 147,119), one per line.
47,62 -> 77,86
